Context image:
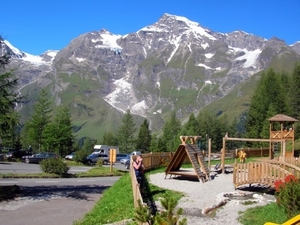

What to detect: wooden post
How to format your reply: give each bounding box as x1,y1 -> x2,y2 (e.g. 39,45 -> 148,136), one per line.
235,149 -> 237,164
222,137 -> 226,174
269,121 -> 272,160
208,138 -> 211,172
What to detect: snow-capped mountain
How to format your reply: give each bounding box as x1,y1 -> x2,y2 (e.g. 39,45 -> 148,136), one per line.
2,13 -> 300,138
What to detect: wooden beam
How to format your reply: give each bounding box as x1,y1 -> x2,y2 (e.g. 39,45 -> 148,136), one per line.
180,136 -> 202,144
224,137 -> 284,142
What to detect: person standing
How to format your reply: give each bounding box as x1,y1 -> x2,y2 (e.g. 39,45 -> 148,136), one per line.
133,155 -> 145,190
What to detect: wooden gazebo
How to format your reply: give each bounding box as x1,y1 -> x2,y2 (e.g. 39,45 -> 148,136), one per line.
268,114 -> 298,158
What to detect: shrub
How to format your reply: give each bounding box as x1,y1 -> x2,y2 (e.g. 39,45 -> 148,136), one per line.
276,175 -> 300,218
40,158 -> 69,176
135,193 -> 187,225
96,158 -> 103,167
74,150 -> 89,164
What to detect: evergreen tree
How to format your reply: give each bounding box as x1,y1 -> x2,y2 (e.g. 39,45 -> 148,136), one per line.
101,131 -> 118,146
43,106 -> 74,157
24,89 -> 52,151
162,111 -> 181,152
181,113 -> 200,135
0,37 -> 21,148
289,63 -> 300,138
245,69 -> 289,141
150,134 -> 167,152
135,119 -> 151,153
82,137 -> 94,153
197,111 -> 215,151
0,111 -> 20,148
117,110 -> 136,153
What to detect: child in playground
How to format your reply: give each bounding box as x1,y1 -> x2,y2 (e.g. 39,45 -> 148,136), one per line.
133,154 -> 145,191
238,149 -> 247,163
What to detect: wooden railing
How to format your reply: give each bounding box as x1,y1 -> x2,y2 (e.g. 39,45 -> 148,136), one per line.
233,159 -> 300,188
278,156 -> 300,166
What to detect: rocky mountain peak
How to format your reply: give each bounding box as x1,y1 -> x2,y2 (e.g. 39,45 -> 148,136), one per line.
2,14 -> 300,139
291,41 -> 300,54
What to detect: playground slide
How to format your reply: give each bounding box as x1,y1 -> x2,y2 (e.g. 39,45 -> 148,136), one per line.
264,214 -> 300,225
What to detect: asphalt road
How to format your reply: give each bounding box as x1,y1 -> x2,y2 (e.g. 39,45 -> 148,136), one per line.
0,162 -> 126,225
0,161 -> 128,174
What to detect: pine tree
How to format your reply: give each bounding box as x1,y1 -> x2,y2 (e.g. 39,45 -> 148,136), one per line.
117,110 -> 136,153
0,37 -> 21,148
135,119 -> 151,153
43,106 -> 74,157
150,134 -> 167,152
101,131 -> 118,146
245,69 -> 289,141
181,113 -> 200,135
162,111 -> 181,152
24,89 -> 52,151
289,63 -> 300,138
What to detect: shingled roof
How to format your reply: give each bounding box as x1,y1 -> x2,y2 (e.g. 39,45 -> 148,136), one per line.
267,114 -> 298,122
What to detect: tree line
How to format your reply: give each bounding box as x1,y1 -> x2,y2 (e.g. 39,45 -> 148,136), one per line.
1,37 -> 300,155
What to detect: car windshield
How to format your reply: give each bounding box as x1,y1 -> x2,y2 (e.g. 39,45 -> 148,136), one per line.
88,154 -> 97,158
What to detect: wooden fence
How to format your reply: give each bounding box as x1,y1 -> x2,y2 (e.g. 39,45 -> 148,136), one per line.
129,157 -> 144,208
139,148 -> 269,170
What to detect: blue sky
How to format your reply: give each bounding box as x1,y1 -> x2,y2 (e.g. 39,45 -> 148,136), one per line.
1,0 -> 299,55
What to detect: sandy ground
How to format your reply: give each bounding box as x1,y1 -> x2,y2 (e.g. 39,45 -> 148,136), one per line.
149,171 -> 276,225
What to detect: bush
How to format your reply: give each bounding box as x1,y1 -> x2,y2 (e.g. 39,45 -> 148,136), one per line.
95,158 -> 103,167
40,158 -> 69,176
276,175 -> 300,218
74,150 -> 89,164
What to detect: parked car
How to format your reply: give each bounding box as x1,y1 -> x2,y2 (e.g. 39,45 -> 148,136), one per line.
131,151 -> 141,156
85,153 -> 109,165
120,155 -> 130,164
22,152 -> 58,164
5,150 -> 33,160
116,153 -> 129,163
125,158 -> 130,169
65,152 -> 75,160
0,153 -> 4,162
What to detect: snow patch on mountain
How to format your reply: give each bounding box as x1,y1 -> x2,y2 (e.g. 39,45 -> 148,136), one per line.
104,77 -> 132,105
201,43 -> 209,49
92,31 -> 122,50
171,14 -> 216,41
196,63 -> 221,71
231,47 -> 262,68
76,57 -> 86,62
167,35 -> 182,63
205,53 -> 214,58
4,40 -> 57,66
4,40 -> 23,56
131,100 -> 148,114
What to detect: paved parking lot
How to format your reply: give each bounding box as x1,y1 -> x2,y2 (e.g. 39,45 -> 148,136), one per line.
0,162 -> 123,225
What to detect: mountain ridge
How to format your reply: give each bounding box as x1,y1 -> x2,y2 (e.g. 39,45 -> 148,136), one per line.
2,13 -> 300,139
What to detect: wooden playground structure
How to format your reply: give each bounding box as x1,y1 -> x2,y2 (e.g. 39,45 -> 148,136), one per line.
221,114 -> 300,189
131,114 -> 300,225
164,114 -> 300,188
165,135 -> 210,182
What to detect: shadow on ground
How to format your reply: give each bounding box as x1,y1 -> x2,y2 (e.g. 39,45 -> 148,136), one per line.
20,184 -> 110,201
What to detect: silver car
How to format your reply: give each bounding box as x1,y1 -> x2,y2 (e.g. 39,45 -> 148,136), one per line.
65,152 -> 75,160
86,153 -> 109,165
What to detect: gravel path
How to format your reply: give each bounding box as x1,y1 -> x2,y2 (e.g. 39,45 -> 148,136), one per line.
149,171 -> 276,225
